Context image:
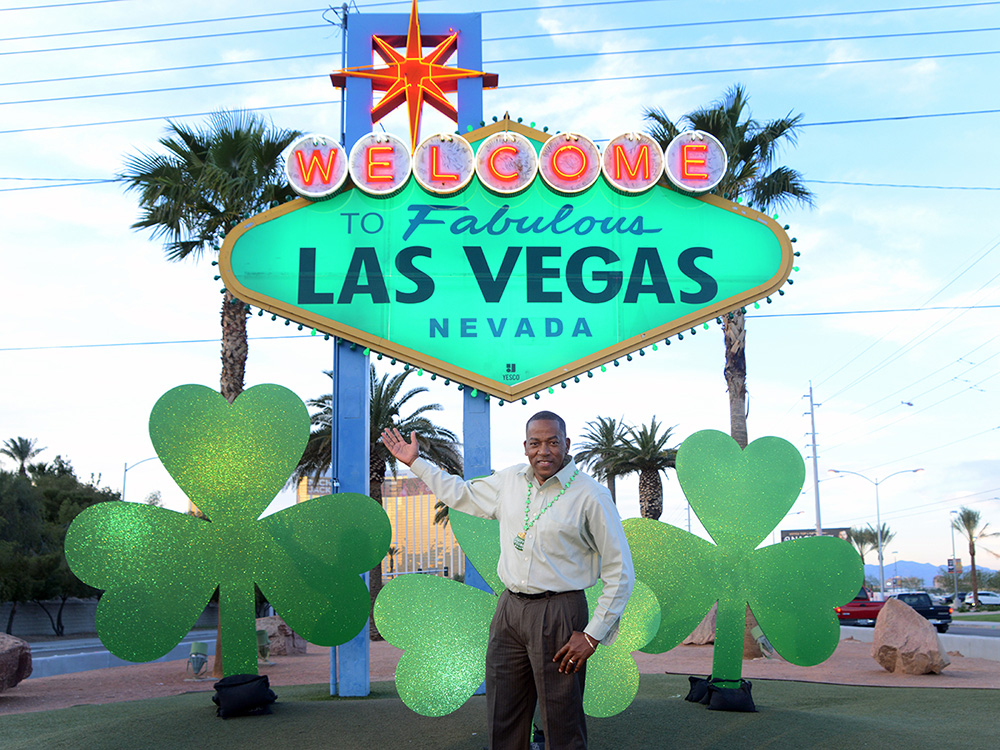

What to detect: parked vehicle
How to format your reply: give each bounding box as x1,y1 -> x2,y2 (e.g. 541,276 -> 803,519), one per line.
889,592 -> 952,633
967,591 -> 1000,606
835,587 -> 886,626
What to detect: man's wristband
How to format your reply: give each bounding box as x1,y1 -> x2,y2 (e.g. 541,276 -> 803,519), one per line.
583,633 -> 598,651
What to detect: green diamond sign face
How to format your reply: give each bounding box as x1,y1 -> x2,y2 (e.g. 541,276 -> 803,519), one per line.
221,126 -> 791,400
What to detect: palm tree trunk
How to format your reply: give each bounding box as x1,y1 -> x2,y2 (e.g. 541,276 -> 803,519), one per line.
220,290 -> 249,404
214,289 -> 248,677
970,539 -> 978,604
724,309 -> 749,448
607,474 -> 617,505
638,469 -> 663,520
369,455 -> 388,639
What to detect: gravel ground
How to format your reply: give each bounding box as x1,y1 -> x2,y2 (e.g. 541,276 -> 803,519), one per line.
2,636 -> 996,717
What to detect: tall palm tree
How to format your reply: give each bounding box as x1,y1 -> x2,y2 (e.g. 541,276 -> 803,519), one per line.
119,110 -> 301,403
646,85 -> 814,448
845,526 -> 876,566
1,437 -> 45,478
296,365 -> 463,637
574,417 -> 628,504
952,507 -> 1000,606
617,418 -> 677,520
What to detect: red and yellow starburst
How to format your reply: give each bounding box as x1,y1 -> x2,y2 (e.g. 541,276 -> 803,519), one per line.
330,0 -> 498,151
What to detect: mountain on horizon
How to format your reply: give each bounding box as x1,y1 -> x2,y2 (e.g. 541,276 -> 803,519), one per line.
862,560 -> 997,588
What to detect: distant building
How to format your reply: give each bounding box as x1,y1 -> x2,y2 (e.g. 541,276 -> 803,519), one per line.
297,468 -> 465,579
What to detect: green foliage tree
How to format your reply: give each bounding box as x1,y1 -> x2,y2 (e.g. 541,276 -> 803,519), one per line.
617,418 -> 678,521
574,417 -> 628,504
847,523 -> 895,569
118,110 -> 301,404
1,437 -> 45,478
645,85 -> 814,448
0,471 -> 44,633
295,365 -> 463,638
952,507 -> 1000,606
846,526 -> 877,565
30,459 -> 118,635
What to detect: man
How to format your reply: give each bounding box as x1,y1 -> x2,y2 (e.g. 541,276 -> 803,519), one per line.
381,410 -> 633,750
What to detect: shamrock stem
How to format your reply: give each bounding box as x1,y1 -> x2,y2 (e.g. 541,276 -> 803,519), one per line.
219,581 -> 259,676
711,595 -> 744,689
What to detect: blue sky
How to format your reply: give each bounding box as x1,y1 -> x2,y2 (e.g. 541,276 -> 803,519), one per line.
2,0 -> 998,571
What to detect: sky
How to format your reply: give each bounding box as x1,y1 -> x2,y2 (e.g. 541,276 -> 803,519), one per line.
1,0 -> 998,574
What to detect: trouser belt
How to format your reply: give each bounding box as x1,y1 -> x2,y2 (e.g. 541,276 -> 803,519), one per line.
507,589 -> 583,600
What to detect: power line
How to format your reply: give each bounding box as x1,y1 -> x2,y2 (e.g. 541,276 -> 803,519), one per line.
7,305 -> 1000,348
749,305 -> 1000,318
500,49 -> 1000,91
11,30 -> 1000,107
0,99 -> 338,136
7,50 -> 1000,119
0,334 -> 317,352
6,0 -> 999,56
7,19 -> 999,88
487,1 -> 1000,41
0,7 -> 324,42
806,180 -> 1000,190
1,0 -> 130,10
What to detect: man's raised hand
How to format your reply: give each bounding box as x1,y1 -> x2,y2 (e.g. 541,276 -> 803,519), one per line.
381,427 -> 419,466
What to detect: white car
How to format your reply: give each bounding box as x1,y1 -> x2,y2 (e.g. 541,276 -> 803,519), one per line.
967,591 -> 1000,606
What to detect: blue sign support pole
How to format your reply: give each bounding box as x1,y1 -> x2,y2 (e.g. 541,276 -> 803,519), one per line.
332,7 -> 489,697
331,341 -> 371,696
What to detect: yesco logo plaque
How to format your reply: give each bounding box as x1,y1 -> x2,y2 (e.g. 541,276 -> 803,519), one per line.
221,119 -> 792,400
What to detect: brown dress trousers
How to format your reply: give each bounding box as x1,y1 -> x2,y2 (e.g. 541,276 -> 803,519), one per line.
485,589 -> 589,750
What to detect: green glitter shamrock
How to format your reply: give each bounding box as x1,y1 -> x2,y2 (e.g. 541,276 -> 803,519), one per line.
65,384 -> 391,676
623,429 -> 862,688
373,509 -> 660,717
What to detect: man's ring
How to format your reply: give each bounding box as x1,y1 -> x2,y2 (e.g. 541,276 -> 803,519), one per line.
568,660 -> 575,665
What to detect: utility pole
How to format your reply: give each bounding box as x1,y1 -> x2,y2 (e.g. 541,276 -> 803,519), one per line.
805,382 -> 822,536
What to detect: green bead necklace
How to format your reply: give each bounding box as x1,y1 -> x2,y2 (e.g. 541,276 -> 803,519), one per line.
513,469 -> 579,551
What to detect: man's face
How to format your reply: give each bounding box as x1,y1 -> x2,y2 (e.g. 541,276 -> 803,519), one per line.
524,419 -> 570,482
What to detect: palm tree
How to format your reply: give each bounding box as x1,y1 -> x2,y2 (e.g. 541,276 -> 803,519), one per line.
118,110 -> 301,403
574,417 -> 628,504
617,418 -> 677,520
296,365 -> 463,637
646,85 -> 814,448
952,507 -> 1000,606
1,437 -> 45,478
846,523 -> 895,569
845,526 -> 876,566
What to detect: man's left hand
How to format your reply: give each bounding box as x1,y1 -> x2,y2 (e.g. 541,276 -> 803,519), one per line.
554,631 -> 597,674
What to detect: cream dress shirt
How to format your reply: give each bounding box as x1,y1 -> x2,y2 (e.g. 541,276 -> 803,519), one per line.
410,456 -> 634,644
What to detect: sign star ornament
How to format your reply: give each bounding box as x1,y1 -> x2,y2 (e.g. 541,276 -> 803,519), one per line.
330,0 -> 498,151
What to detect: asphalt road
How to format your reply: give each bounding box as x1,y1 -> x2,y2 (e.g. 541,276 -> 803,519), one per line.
947,624 -> 1000,637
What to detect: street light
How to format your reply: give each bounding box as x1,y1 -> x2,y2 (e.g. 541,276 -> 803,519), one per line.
122,457 -> 158,502
828,467 -> 924,599
950,509 -> 959,606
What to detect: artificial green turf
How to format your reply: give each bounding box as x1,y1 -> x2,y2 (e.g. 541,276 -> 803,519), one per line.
1,676 -> 994,750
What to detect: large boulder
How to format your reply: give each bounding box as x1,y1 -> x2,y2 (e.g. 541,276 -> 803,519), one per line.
683,603 -> 717,645
871,598 -> 950,674
0,633 -> 32,692
256,615 -> 308,656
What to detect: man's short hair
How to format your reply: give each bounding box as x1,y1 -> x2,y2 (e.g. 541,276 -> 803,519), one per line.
526,411 -> 567,438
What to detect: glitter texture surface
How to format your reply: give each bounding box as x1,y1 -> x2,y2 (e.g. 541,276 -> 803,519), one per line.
374,573 -> 497,716
374,509 -> 659,717
624,429 -> 862,685
65,384 -> 391,676
582,580 -> 659,718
